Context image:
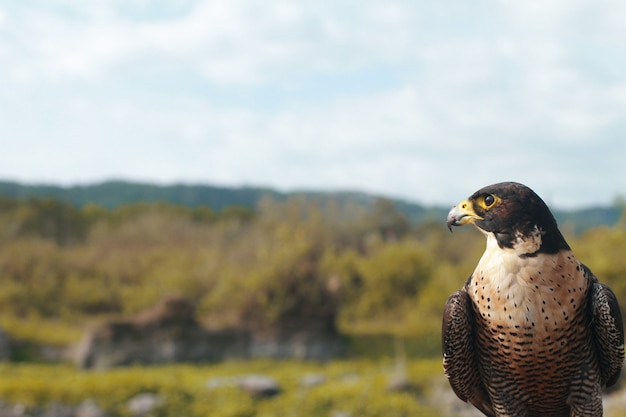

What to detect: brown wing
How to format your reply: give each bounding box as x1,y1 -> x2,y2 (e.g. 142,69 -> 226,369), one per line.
586,266 -> 625,387
442,288 -> 495,417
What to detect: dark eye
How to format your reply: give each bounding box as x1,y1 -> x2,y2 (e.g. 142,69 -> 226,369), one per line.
484,194 -> 495,207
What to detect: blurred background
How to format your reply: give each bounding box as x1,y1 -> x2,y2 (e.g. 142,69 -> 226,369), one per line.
0,1 -> 625,416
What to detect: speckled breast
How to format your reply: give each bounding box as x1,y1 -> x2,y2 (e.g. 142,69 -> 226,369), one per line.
468,249 -> 595,414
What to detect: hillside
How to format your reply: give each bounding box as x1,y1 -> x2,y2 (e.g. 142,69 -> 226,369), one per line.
0,180 -> 446,224
0,180 -> 621,232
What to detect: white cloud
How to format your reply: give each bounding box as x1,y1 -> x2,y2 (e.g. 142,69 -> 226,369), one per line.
1,1 -> 626,207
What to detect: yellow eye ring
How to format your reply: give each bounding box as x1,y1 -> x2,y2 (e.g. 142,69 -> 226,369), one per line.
478,194 -> 500,209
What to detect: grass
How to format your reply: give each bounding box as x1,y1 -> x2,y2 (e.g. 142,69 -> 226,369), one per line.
0,358 -> 448,417
0,351 -> 624,416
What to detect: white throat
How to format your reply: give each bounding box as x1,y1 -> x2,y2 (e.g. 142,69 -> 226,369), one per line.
472,231 -> 583,330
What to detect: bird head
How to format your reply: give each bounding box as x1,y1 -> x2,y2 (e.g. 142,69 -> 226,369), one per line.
447,182 -> 569,255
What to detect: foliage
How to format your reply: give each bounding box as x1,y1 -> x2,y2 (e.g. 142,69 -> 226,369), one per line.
0,359 -> 446,417
569,216 -> 626,303
0,194 -> 625,416
0,358 -> 623,417
0,195 -> 623,353
0,315 -> 83,348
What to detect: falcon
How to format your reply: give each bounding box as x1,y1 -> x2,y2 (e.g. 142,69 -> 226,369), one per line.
443,182 -> 624,417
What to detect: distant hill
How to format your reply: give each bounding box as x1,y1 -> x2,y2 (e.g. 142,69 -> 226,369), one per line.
0,180 -> 277,211
0,180 -> 447,224
0,180 -> 621,232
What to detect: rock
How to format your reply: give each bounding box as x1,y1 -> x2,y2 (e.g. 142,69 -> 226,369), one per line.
387,374 -> 415,393
40,403 -> 74,417
74,399 -> 108,417
206,376 -> 236,390
0,401 -> 27,417
74,295 -> 346,369
430,381 -> 487,417
237,375 -> 281,398
0,401 -> 109,417
248,316 -> 345,360
127,393 -> 164,417
74,295 -> 249,369
299,373 -> 327,387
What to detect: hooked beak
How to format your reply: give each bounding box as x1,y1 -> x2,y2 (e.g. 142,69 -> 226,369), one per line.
446,199 -> 483,231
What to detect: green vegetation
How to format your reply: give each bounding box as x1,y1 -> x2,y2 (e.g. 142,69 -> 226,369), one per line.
0,193 -> 625,414
0,194 -> 624,347
0,359 -> 446,417
0,195 -> 484,346
0,357 -> 625,417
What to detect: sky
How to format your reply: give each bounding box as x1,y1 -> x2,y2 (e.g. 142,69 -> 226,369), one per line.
1,1 -> 626,209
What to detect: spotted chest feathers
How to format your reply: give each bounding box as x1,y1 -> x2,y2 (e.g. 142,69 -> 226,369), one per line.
467,233 -> 594,411
469,233 -> 589,335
